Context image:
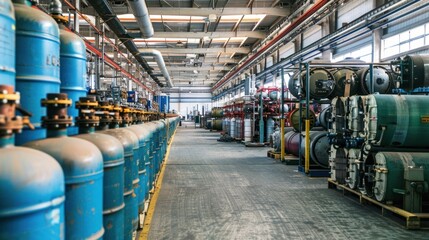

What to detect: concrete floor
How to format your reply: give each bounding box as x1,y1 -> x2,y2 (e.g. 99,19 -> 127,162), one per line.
148,124 -> 428,240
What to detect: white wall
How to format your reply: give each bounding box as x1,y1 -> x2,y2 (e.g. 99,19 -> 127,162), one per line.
169,91 -> 212,118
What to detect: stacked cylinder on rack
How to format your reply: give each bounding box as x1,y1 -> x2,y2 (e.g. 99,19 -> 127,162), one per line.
0,0 -> 180,239
328,94 -> 429,212
283,56 -> 429,212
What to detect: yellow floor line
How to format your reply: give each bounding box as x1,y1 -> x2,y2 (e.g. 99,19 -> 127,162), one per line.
140,128 -> 177,240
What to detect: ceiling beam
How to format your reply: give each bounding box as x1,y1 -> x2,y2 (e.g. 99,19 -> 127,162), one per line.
201,58 -> 239,63
162,58 -> 239,64
150,31 -> 266,39
167,66 -> 232,71
146,47 -> 250,54
147,7 -> 290,17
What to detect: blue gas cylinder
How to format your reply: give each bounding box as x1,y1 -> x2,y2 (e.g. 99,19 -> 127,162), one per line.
24,93 -> 104,240
143,122 -> 158,188
0,0 -> 15,87
0,85 -> 65,239
128,125 -> 152,212
59,26 -> 87,136
75,97 -> 125,240
100,127 -> 139,239
14,0 -> 60,145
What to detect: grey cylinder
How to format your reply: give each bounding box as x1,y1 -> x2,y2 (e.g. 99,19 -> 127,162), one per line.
230,118 -> 236,138
266,117 -> 275,142
300,131 -> 330,168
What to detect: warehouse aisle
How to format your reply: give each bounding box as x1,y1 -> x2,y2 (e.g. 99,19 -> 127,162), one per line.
147,124 -> 427,240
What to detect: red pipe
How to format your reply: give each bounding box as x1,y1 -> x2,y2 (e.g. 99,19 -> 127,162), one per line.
213,0 -> 328,90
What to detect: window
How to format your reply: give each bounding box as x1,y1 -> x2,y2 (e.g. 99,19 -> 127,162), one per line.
382,23 -> 429,58
333,44 -> 372,62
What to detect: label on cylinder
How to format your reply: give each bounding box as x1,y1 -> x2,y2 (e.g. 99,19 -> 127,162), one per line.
421,115 -> 429,123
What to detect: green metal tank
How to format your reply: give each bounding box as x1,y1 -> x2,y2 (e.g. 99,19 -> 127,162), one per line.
366,94 -> 429,147
373,152 -> 429,209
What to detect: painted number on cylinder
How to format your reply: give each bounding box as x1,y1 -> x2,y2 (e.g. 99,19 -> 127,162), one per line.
421,116 -> 429,123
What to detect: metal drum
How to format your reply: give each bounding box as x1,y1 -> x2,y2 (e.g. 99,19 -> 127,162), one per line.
288,108 -> 316,132
291,68 -> 336,99
330,68 -> 359,97
212,119 -> 223,131
0,0 -> 15,87
230,118 -> 236,138
318,106 -> 331,130
273,127 -> 294,152
266,117 -> 275,142
366,94 -> 429,148
244,118 -> 253,142
100,128 -> 139,239
0,85 -> 65,239
284,131 -> 300,156
347,148 -> 361,189
236,118 -> 242,139
225,118 -> 230,134
15,1 -> 60,145
58,27 -> 87,136
398,55 -> 429,91
212,108 -> 223,118
373,152 -> 429,203
25,93 -> 104,240
300,131 -> 330,168
268,90 -> 279,100
357,66 -> 392,94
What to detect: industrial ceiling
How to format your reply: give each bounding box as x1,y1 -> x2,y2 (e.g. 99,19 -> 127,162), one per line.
41,0 -> 300,91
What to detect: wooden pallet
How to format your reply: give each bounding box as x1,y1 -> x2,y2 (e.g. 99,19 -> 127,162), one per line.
267,150 -> 281,159
267,150 -> 300,164
328,178 -> 429,229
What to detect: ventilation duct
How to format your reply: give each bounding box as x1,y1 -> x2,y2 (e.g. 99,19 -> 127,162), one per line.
126,0 -> 154,38
139,49 -> 173,88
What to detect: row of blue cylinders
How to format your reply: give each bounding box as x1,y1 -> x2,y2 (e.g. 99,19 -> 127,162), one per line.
1,115 -> 179,239
0,0 -> 179,239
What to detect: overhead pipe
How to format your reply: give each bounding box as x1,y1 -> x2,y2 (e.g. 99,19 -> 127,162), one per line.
139,49 -> 173,88
126,0 -> 154,38
212,0 -> 329,90
85,0 -> 164,87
